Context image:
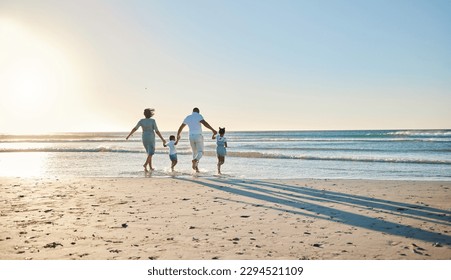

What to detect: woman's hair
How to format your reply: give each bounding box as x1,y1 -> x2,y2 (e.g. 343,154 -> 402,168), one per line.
143,108 -> 155,118
219,127 -> 226,134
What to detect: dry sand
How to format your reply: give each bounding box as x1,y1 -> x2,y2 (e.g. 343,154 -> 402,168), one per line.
0,177 -> 450,260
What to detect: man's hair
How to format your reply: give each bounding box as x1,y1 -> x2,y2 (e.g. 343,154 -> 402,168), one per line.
193,107 -> 200,113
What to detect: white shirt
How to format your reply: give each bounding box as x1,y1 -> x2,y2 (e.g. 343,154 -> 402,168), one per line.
183,112 -> 204,135
166,140 -> 177,155
216,136 -> 227,146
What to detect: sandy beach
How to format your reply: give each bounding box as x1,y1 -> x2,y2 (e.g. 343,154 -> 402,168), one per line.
0,177 -> 450,260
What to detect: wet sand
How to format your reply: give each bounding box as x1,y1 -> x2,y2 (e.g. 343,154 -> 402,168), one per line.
0,177 -> 450,260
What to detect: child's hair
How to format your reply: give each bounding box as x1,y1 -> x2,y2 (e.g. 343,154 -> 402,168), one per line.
219,127 -> 226,135
169,135 -> 176,141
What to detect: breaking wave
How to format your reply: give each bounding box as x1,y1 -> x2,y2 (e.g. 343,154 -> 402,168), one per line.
1,148 -> 449,165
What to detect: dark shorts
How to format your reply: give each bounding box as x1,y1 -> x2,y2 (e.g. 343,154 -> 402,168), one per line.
169,154 -> 178,161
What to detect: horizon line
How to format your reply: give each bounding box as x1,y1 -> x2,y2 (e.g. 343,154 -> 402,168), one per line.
1,128 -> 451,135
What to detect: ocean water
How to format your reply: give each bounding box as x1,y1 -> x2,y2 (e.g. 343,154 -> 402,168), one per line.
0,130 -> 450,180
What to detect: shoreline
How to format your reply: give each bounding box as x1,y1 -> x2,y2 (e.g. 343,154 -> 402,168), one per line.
2,174 -> 450,182
1,177 -> 450,260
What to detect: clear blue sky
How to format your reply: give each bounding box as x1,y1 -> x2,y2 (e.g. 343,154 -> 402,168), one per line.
1,0 -> 450,133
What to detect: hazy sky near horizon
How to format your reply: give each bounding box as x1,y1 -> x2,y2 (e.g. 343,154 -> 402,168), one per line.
1,0 -> 450,133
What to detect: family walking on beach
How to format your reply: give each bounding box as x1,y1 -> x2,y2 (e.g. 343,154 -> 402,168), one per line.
126,107 -> 227,174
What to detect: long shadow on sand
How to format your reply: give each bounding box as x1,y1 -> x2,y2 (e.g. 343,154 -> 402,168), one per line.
177,177 -> 451,245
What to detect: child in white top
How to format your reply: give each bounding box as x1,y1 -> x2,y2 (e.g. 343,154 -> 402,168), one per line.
164,135 -> 178,172
212,127 -> 227,174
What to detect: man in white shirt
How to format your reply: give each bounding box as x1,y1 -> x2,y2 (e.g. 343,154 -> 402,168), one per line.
177,108 -> 217,172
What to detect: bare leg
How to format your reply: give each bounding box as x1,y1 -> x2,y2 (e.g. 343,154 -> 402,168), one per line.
217,156 -> 225,174
145,155 -> 154,171
171,160 -> 177,172
217,156 -> 220,174
192,159 -> 199,173
148,155 -> 155,170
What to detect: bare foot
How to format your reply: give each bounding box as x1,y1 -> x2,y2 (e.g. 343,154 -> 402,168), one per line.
143,164 -> 148,172
192,159 -> 198,170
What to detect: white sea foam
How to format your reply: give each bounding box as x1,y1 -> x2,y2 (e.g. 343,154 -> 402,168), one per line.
386,130 -> 451,137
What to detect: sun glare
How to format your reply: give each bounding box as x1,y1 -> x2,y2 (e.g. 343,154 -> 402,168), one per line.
0,18 -> 77,131
0,152 -> 48,177
6,58 -> 55,109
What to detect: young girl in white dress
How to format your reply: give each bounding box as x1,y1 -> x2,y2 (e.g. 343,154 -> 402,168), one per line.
213,127 -> 227,174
